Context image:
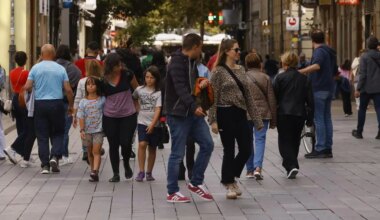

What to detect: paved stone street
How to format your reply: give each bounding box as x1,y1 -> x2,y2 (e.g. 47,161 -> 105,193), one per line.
1,101 -> 380,220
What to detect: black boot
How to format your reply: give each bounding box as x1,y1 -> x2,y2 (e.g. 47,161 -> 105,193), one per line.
178,161 -> 186,180
124,161 -> 133,179
376,131 -> 380,139
352,130 -> 363,139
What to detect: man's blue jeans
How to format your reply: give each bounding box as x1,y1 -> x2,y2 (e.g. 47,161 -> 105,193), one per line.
34,100 -> 65,167
314,91 -> 333,152
246,120 -> 269,171
356,92 -> 380,133
166,115 -> 214,195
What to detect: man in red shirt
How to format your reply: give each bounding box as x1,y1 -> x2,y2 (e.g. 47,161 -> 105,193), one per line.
75,41 -> 103,78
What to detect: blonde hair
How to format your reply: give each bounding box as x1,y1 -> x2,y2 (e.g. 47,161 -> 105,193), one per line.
85,60 -> 103,78
214,39 -> 238,68
281,51 -> 298,68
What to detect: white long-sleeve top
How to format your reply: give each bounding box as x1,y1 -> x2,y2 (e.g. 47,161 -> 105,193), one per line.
74,77 -> 87,109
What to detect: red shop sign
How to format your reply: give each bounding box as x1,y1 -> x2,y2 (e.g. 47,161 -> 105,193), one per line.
337,0 -> 360,5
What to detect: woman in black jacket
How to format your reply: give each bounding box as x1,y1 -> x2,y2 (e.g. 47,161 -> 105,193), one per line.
273,51 -> 314,179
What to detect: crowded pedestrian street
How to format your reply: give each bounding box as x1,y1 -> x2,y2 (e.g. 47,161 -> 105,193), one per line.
0,102 -> 380,220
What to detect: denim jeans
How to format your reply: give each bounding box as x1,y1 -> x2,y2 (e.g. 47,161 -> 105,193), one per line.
166,115 -> 214,194
313,91 -> 333,152
34,100 -> 65,167
246,120 -> 269,171
356,92 -> 380,133
63,103 -> 73,157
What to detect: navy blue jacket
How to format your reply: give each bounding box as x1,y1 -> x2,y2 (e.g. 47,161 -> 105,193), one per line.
164,50 -> 197,117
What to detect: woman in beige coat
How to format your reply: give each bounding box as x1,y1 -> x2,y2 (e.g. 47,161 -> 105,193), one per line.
244,52 -> 277,180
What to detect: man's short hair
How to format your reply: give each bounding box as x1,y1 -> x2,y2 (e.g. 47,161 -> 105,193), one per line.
367,36 -> 379,49
182,33 -> 202,50
311,30 -> 325,44
87,41 -> 99,51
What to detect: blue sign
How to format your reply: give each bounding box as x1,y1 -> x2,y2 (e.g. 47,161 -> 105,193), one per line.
63,0 -> 73,8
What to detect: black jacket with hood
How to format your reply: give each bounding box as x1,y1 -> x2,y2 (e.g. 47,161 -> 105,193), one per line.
357,49 -> 380,94
164,50 -> 197,117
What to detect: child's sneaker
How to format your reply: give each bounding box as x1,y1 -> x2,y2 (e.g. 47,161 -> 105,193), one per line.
135,171 -> 145,182
166,192 -> 191,203
20,160 -> 30,168
146,172 -> 155,181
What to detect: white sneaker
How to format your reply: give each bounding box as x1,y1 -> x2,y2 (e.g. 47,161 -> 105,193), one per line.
4,147 -> 17,164
20,160 -> 30,168
287,168 -> 299,179
61,156 -> 73,166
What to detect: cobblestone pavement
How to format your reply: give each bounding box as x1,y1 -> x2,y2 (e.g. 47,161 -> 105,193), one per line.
1,101 -> 380,220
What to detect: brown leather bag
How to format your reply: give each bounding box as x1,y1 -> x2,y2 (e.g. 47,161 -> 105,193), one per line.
18,87 -> 26,108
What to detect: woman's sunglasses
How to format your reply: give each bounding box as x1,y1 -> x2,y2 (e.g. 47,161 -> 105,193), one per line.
230,48 -> 241,53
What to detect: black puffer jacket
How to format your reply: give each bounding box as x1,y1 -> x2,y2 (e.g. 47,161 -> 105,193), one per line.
164,50 -> 197,117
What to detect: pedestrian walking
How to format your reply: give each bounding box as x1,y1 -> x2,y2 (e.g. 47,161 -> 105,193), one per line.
4,51 -> 29,165
335,71 -> 352,117
210,39 -> 263,199
77,77 -> 105,182
133,66 -> 162,182
73,59 -> 104,163
24,44 -> 74,174
102,53 -> 139,182
351,50 -> 366,110
165,33 -> 214,203
299,30 -> 337,158
0,65 -> 7,160
244,52 -> 277,180
273,51 -> 314,179
75,41 -> 103,161
56,44 -> 81,165
352,36 -> 380,139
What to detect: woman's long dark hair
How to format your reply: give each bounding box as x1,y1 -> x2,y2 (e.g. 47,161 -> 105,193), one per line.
144,65 -> 161,92
56,44 -> 72,61
104,53 -> 122,77
341,59 -> 351,71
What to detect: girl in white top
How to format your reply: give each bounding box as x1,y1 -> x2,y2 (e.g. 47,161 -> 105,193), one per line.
132,66 -> 162,182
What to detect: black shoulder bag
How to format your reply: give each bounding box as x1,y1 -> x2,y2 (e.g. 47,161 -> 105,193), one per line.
221,64 -> 247,100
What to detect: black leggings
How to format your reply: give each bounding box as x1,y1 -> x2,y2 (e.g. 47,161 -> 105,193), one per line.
217,106 -> 251,184
103,114 -> 137,175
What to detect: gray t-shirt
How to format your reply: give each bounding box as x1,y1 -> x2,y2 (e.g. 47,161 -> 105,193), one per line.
132,86 -> 162,127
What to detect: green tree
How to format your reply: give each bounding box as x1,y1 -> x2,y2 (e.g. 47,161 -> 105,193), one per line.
87,0 -> 164,44
115,17 -> 156,47
147,0 -> 221,36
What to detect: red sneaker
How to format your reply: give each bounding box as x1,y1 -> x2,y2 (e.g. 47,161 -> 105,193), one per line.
187,183 -> 213,201
166,192 -> 191,203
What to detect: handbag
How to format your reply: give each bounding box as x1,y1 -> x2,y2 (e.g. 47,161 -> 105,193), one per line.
160,121 -> 170,144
